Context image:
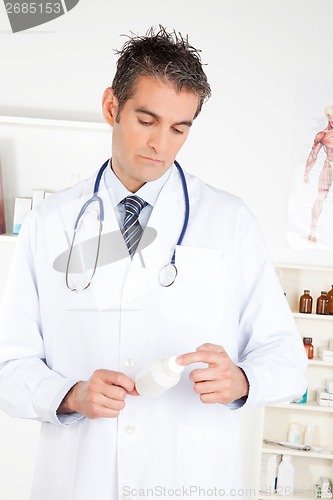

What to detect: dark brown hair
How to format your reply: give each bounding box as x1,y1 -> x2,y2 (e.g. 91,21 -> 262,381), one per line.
112,25 -> 211,120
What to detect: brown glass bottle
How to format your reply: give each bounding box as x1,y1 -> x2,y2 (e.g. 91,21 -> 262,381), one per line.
316,291 -> 328,315
327,285 -> 333,315
299,290 -> 313,314
303,337 -> 314,359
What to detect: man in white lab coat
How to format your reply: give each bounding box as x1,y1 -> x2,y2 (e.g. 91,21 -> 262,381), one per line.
0,27 -> 307,500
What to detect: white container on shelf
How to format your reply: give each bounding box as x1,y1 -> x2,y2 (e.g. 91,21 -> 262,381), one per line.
276,455 -> 294,496
261,453 -> 280,495
288,423 -> 302,444
304,423 -> 313,447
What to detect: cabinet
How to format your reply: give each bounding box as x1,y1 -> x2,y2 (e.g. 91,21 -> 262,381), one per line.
258,263 -> 333,499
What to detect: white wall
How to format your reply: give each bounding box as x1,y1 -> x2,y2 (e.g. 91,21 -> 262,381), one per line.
2,0 -> 333,255
1,1 -> 333,498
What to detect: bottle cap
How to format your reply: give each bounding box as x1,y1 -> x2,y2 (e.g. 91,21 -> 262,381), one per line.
303,337 -> 313,344
304,290 -> 310,293
166,355 -> 185,375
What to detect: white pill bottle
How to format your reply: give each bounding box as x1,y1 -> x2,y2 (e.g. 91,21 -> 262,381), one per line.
135,355 -> 184,398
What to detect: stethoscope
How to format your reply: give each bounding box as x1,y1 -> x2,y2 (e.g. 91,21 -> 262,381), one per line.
66,158 -> 189,292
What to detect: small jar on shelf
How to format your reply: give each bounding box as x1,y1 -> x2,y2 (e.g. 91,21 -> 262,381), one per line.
299,290 -> 313,314
316,291 -> 328,315
303,337 -> 314,359
327,285 -> 333,315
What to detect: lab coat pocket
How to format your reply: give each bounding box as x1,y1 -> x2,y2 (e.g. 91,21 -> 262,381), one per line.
30,420 -> 83,500
161,246 -> 224,326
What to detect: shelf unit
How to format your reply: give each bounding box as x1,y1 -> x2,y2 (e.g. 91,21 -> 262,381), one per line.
258,263 -> 333,499
0,115 -> 110,234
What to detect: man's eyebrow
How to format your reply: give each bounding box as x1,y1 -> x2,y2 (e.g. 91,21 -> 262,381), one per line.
135,108 -> 193,128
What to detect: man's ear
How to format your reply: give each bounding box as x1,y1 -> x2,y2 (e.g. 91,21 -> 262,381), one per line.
102,88 -> 119,126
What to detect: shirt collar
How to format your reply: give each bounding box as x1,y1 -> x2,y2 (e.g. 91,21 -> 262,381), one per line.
103,159 -> 173,207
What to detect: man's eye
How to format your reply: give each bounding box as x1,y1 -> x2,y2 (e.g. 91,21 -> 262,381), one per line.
172,128 -> 184,135
138,119 -> 153,126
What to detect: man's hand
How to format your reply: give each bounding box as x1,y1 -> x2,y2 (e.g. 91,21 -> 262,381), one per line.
176,343 -> 249,404
58,369 -> 138,419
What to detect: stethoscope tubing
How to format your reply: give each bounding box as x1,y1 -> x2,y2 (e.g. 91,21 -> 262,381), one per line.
171,160 -> 190,264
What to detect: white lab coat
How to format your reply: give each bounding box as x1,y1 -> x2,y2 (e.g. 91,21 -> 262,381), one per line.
0,165 -> 307,500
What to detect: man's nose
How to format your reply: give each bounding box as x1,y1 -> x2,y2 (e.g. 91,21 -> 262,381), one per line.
148,128 -> 167,153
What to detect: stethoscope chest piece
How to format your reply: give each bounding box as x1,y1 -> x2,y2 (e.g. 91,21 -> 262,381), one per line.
159,264 -> 178,287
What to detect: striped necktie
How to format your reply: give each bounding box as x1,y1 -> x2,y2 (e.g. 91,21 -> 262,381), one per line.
121,195 -> 147,258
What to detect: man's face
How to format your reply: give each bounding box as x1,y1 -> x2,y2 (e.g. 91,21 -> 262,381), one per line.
103,75 -> 199,192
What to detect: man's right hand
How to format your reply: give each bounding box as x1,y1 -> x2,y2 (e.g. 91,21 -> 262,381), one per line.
57,369 -> 137,419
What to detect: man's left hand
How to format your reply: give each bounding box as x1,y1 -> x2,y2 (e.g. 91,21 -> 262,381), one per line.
176,343 -> 249,404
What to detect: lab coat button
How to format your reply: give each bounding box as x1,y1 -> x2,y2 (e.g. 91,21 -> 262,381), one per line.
124,359 -> 135,369
125,424 -> 136,435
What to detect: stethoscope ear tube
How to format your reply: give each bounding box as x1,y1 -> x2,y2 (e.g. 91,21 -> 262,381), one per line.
173,160 -> 190,248
73,195 -> 104,231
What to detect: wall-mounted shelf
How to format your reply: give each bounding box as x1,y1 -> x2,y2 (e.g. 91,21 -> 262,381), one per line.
0,234 -> 17,243
258,262 -> 333,498
293,312 -> 333,321
262,443 -> 333,460
269,401 -> 333,413
0,115 -> 109,131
